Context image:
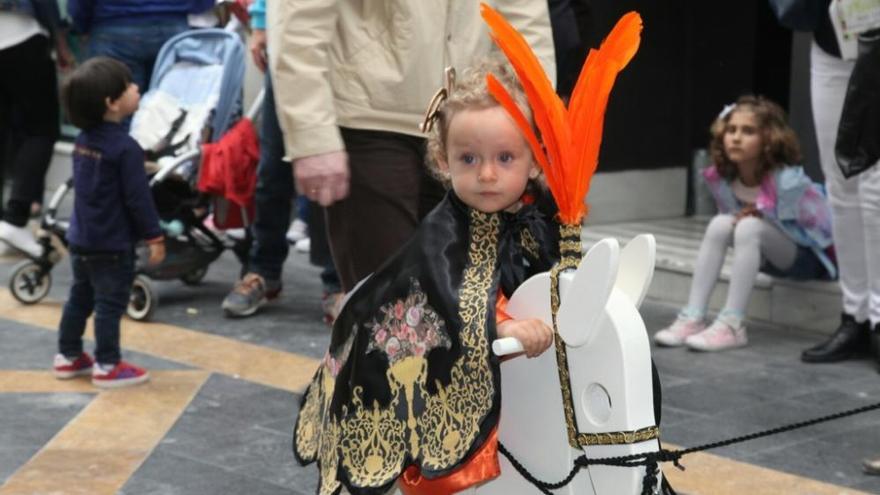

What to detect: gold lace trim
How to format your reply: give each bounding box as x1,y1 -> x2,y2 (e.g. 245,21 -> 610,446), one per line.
520,227 -> 539,259
577,425 -> 660,446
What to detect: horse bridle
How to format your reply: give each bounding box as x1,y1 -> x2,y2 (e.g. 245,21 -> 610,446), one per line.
550,224 -> 660,449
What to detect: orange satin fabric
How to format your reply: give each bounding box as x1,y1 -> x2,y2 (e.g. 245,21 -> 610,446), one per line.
398,428 -> 500,495
495,292 -> 512,325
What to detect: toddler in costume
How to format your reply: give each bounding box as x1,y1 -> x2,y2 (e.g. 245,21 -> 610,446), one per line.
294,57 -> 560,495
53,57 -> 165,388
655,96 -> 835,352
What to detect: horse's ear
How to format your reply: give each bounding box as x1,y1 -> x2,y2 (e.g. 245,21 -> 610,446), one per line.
557,238 -> 619,348
614,234 -> 656,309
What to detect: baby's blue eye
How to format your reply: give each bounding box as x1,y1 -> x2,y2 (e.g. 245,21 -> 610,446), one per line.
461,153 -> 477,165
499,152 -> 513,163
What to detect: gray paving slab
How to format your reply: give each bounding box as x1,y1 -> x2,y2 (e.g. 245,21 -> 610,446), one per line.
119,450 -> 308,495
748,427 -> 880,493
125,373 -> 316,494
0,393 -> 92,480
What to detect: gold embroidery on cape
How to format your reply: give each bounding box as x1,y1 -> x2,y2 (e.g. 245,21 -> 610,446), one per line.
294,369 -> 323,461
337,386 -> 407,487
420,210 -> 497,468
297,209 -> 500,492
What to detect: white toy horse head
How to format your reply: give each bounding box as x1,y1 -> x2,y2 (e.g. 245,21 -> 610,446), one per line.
478,234 -> 660,495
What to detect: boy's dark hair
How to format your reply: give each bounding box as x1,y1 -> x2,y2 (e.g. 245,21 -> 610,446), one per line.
61,57 -> 132,130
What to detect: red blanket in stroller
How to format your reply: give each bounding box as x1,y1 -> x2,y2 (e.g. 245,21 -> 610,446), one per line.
197,118 -> 259,228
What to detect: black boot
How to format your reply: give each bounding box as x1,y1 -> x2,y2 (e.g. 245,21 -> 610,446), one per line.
801,313 -> 870,363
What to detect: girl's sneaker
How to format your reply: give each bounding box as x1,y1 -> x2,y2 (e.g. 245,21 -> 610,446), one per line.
685,319 -> 748,352
654,317 -> 706,347
53,352 -> 94,379
92,361 -> 150,388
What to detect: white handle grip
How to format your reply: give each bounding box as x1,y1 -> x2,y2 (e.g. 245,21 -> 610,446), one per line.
492,337 -> 524,356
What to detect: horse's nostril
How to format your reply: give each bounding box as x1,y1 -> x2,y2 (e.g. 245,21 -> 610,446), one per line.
582,382 -> 613,425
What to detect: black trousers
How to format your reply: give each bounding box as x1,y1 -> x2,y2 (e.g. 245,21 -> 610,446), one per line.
326,128 -> 445,292
0,35 -> 59,226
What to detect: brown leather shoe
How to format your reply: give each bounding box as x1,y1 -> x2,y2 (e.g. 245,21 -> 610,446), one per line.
863,457 -> 880,475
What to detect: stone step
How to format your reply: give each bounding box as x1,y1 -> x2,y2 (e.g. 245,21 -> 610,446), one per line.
581,216 -> 840,335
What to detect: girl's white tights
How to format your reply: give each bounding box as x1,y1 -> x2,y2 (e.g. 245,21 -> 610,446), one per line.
811,41 -> 880,326
686,214 -> 797,317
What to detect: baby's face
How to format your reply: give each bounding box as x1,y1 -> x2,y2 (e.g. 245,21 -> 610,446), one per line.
438,106 -> 538,213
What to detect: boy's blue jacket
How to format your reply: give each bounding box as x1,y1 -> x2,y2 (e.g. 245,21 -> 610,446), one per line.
68,122 -> 163,251
67,0 -> 215,33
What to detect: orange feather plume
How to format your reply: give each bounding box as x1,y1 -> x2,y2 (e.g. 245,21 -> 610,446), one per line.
481,4 -> 641,225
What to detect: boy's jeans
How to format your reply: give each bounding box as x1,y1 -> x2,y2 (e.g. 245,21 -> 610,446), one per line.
58,249 -> 135,365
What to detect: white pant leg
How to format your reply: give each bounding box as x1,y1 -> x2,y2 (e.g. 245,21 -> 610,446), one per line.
859,167 -> 880,326
687,214 -> 735,313
724,217 -> 797,315
811,41 -> 869,320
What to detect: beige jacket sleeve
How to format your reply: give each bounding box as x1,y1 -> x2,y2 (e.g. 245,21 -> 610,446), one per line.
269,0 -> 344,162
498,0 -> 556,90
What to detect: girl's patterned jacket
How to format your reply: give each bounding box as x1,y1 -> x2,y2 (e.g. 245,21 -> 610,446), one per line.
703,164 -> 837,279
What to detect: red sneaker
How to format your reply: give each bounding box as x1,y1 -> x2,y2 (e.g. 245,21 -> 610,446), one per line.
53,352 -> 94,379
91,361 -> 150,388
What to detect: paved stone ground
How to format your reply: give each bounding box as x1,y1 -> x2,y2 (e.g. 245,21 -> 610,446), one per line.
1,246 -> 880,494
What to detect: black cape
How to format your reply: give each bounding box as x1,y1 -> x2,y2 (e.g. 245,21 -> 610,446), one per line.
294,192 -> 559,495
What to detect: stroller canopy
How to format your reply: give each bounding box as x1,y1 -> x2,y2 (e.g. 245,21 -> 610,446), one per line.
149,28 -> 246,142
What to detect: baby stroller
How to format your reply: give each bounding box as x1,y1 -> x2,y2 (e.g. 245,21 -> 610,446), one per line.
8,16 -> 264,321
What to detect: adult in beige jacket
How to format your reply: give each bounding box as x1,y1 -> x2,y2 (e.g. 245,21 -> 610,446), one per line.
269,0 -> 555,291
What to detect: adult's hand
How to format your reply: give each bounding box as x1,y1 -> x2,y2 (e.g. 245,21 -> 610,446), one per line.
294,151 -> 350,206
55,34 -> 75,72
249,28 -> 268,73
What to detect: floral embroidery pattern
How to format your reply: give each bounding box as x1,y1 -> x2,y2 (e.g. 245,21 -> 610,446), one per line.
366,279 -> 451,364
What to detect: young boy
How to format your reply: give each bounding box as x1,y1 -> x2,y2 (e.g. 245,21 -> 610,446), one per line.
54,57 -> 165,388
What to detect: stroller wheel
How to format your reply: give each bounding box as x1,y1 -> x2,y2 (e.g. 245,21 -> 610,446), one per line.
180,266 -> 208,286
128,275 -> 158,321
9,260 -> 51,304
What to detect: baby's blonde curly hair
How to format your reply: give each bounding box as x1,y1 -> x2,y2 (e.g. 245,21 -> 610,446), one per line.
425,58 -> 535,183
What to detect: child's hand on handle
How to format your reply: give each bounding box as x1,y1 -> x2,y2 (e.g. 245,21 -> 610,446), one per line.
734,204 -> 761,225
497,318 -> 554,358
146,237 -> 165,266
